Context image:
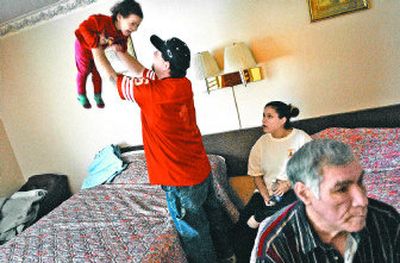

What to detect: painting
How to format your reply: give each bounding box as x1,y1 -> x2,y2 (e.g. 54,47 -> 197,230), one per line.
308,0 -> 369,22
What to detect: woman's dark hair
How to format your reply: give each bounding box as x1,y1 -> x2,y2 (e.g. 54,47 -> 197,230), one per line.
111,0 -> 143,23
265,101 -> 300,129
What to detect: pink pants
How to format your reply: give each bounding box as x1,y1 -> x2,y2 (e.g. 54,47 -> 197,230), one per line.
75,39 -> 102,95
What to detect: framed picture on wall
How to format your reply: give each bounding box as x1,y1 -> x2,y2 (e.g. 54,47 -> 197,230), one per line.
308,0 -> 369,22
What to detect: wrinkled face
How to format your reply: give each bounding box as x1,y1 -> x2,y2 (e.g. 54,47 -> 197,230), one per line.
308,160 -> 368,233
116,14 -> 142,36
262,106 -> 286,133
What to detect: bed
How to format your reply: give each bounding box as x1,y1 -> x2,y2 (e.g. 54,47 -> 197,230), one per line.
1,104 -> 399,262
0,152 -> 240,262
203,103 -> 400,212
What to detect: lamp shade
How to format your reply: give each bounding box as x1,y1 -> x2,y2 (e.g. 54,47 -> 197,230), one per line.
193,51 -> 221,79
223,42 -> 256,74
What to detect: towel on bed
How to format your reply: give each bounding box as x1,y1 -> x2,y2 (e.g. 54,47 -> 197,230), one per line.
0,189 -> 47,244
81,144 -> 128,189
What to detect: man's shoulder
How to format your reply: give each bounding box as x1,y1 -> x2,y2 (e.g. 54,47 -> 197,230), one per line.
157,77 -> 193,97
367,198 -> 400,222
358,198 -> 400,261
256,202 -> 299,245
253,202 -> 305,261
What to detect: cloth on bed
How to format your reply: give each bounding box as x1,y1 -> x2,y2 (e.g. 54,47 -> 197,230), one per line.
81,144 -> 128,189
0,189 -> 47,244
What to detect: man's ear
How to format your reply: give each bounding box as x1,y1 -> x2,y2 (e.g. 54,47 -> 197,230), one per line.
294,182 -> 313,205
163,60 -> 171,71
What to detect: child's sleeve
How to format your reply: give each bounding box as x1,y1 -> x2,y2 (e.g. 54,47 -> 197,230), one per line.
76,16 -> 101,48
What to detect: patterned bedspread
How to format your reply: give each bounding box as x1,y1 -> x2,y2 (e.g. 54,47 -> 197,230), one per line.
312,127 -> 400,212
364,168 -> 400,212
0,152 -> 240,262
0,183 -> 186,263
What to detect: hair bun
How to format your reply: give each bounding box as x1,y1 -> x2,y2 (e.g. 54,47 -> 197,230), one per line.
289,104 -> 299,118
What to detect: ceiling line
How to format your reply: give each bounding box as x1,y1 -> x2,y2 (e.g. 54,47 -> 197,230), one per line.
0,0 -> 98,38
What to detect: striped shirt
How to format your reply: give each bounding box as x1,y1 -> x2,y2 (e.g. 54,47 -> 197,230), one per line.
253,199 -> 400,263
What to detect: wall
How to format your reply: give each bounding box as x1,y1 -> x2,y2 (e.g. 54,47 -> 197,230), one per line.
0,119 -> 25,196
0,0 -> 399,193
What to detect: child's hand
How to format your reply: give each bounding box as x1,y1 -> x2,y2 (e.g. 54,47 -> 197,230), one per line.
110,44 -> 124,52
99,32 -> 114,46
98,32 -> 107,46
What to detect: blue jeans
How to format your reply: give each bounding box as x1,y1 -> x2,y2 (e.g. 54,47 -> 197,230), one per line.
162,174 -> 233,263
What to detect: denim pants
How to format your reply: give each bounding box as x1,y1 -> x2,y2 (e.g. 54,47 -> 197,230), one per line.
162,174 -> 233,263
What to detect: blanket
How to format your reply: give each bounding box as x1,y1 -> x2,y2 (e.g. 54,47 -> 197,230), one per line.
81,145 -> 128,189
0,189 -> 47,244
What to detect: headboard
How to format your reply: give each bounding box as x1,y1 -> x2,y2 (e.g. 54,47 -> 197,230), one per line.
202,104 -> 400,177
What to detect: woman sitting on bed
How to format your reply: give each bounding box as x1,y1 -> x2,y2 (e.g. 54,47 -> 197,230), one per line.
234,101 -> 312,262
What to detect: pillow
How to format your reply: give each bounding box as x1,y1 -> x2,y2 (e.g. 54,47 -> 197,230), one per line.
111,151 -> 149,185
208,154 -> 241,223
229,175 -> 255,207
312,128 -> 400,171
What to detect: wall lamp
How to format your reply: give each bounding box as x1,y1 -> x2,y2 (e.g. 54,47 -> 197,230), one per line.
194,42 -> 262,93
193,42 -> 262,128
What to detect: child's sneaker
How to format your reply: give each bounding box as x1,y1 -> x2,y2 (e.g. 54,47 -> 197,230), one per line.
94,94 -> 105,108
247,215 -> 260,229
77,94 -> 91,109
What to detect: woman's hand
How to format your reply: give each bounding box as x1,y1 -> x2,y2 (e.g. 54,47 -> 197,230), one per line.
253,176 -> 273,206
272,180 -> 291,196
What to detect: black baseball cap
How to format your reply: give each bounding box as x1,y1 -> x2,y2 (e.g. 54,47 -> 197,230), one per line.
150,34 -> 191,73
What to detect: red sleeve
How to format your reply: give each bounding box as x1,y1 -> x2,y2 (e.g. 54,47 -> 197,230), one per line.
116,69 -> 156,102
117,75 -> 133,101
76,15 -> 103,48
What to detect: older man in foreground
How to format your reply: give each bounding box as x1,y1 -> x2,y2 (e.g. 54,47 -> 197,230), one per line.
251,139 -> 399,263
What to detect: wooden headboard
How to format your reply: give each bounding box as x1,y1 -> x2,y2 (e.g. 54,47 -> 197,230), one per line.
202,104 -> 400,177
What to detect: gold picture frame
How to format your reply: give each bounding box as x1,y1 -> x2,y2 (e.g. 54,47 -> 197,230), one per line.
308,0 -> 369,22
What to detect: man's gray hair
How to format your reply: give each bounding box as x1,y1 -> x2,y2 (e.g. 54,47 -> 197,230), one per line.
287,139 -> 355,198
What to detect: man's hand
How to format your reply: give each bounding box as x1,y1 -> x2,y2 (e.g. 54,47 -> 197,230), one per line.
116,51 -> 145,78
92,48 -> 117,83
110,44 -> 124,53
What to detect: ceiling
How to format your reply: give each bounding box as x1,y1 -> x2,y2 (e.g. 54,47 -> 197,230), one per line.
0,0 -> 63,24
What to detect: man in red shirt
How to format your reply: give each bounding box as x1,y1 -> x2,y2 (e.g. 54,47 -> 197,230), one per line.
105,35 -> 236,263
